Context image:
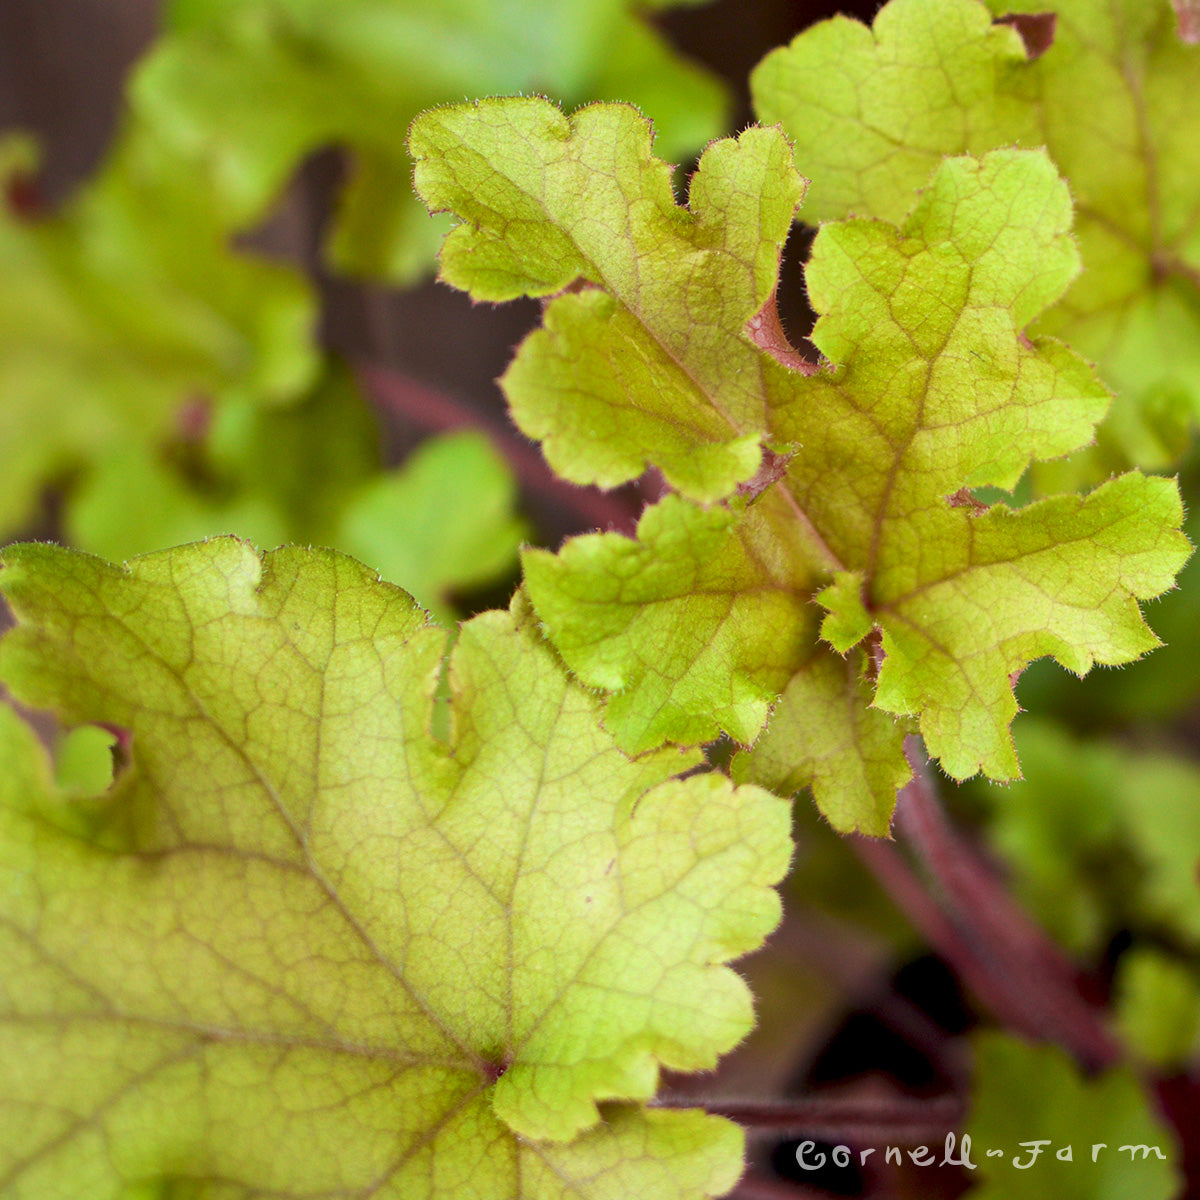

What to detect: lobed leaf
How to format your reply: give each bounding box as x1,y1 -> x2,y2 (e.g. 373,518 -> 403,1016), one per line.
523,492 -> 816,754
0,539 -> 792,1197
410,100 -> 804,501
753,0 -> 1200,474
416,105 -> 1188,830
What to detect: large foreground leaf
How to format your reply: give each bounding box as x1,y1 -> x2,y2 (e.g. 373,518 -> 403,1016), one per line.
412,98 -> 1189,831
753,0 -> 1200,474
0,540 -> 791,1197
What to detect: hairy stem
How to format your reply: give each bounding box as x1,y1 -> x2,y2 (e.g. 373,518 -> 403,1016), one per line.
857,743 -> 1121,1070
733,1168 -> 837,1200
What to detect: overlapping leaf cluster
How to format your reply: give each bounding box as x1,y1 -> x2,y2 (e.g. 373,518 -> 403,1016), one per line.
753,0 -> 1200,477
0,538 -> 791,1198
410,96 -> 1189,832
2,9 -> 1197,1196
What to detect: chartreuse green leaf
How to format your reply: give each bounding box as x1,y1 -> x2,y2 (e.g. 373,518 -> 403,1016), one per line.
750,0 -> 1036,228
0,126 -> 315,538
0,539 -> 792,1197
731,654 -> 915,837
417,101 -> 1188,830
754,0 -> 1200,474
524,492 -> 815,754
967,1033 -> 1180,1199
1015,496 -> 1200,725
411,100 -> 802,501
134,0 -> 727,282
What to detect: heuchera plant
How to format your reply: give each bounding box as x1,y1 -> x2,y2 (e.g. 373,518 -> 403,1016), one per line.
408,98 -> 1186,832
0,1 -> 1196,1197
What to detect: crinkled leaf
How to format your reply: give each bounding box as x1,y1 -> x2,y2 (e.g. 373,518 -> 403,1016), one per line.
861,474 -> 1182,779
422,107 -> 1188,829
524,492 -> 815,753
967,1032 -> 1180,1198
753,0 -> 1200,474
0,539 -> 792,1196
523,494 -> 913,834
750,0 -> 1036,228
731,651 -> 914,836
135,0 -> 727,283
1016,497 -> 1200,724
411,100 -> 803,501
0,130 -> 315,537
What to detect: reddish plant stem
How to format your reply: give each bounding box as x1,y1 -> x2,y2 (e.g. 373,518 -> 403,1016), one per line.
661,1095 -> 963,1145
895,743 -> 1082,995
355,362 -> 641,534
850,836 -> 1050,1039
900,748 -> 1120,1068
858,745 -> 1120,1070
861,985 -> 969,1088
733,1169 -> 832,1200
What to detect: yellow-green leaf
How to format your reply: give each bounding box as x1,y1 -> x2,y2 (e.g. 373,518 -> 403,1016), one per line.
754,0 -> 1200,475
411,99 -> 804,501
0,539 -> 792,1197
422,114 -> 1187,828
